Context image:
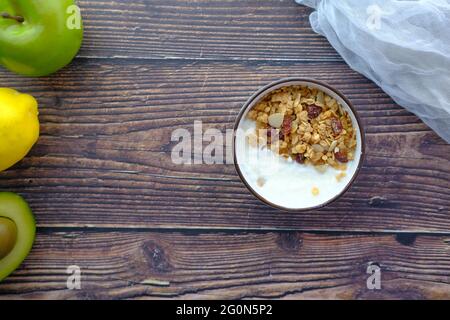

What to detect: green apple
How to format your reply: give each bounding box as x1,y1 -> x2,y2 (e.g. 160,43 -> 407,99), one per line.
0,192 -> 36,281
0,0 -> 83,76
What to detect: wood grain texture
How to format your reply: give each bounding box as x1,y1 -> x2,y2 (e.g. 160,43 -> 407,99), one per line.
0,59 -> 448,232
76,0 -> 339,61
0,230 -> 448,299
0,0 -> 449,301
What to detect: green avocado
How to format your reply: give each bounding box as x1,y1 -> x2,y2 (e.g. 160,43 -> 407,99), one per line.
0,217 -> 17,259
0,192 -> 35,281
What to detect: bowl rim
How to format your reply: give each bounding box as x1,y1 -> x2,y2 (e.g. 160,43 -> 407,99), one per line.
232,77 -> 366,212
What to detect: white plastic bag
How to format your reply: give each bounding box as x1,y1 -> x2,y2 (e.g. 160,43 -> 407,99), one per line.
296,0 -> 450,143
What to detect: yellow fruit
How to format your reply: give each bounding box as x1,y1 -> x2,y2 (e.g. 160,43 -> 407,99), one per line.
0,88 -> 39,172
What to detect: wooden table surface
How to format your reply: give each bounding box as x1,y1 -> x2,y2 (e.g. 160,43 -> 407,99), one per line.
0,0 -> 449,300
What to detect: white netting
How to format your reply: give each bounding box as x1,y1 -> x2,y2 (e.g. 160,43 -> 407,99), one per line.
297,0 -> 450,142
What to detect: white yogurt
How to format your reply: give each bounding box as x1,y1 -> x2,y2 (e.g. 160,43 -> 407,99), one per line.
235,83 -> 363,210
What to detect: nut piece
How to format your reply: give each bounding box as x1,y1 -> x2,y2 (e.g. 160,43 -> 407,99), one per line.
311,144 -> 324,153
329,140 -> 338,152
314,165 -> 327,174
246,133 -> 258,147
257,177 -> 266,187
335,172 -> 346,182
268,113 -> 284,128
311,187 -> 320,196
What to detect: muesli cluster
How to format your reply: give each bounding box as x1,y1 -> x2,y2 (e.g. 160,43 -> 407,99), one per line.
246,85 -> 357,171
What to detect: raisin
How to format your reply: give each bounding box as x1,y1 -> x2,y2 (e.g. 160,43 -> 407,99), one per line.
331,117 -> 343,135
282,116 -> 292,137
307,105 -> 322,119
334,150 -> 348,163
266,128 -> 278,144
295,153 -> 305,164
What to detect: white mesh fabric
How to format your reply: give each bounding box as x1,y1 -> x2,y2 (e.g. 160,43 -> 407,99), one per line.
297,0 -> 450,142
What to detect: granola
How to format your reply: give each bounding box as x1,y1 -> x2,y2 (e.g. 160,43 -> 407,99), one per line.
247,85 -> 357,170
311,186 -> 320,196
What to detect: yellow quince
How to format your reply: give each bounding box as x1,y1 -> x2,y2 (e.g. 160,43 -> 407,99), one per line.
0,88 -> 39,172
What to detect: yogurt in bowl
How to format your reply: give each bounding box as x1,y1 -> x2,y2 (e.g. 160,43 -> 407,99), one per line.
233,78 -> 365,211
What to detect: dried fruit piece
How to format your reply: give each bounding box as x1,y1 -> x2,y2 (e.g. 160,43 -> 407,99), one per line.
281,116 -> 292,137
307,104 -> 322,119
334,150 -> 348,163
266,128 -> 278,144
295,153 -> 305,164
268,113 -> 284,128
331,117 -> 343,135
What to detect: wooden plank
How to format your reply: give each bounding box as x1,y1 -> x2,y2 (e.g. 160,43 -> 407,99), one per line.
0,59 -> 448,232
76,0 -> 339,61
0,230 -> 448,299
